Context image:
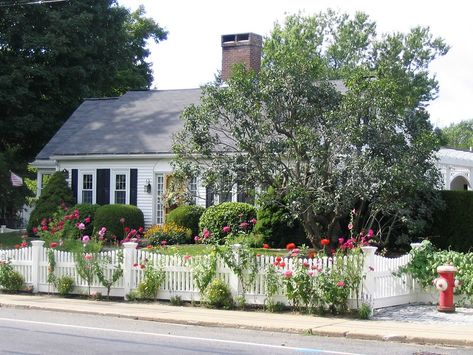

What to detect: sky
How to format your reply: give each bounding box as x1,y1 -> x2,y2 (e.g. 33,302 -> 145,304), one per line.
118,0 -> 473,128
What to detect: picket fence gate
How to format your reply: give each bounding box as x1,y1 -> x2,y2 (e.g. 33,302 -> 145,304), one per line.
1,241 -> 434,309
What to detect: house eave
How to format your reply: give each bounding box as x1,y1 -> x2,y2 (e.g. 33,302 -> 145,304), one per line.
50,153 -> 176,161
30,159 -> 57,169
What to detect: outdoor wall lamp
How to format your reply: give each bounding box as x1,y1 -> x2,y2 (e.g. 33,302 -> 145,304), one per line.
144,179 -> 151,193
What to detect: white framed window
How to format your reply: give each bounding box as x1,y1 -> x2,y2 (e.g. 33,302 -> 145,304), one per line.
79,170 -> 96,204
112,170 -> 129,204
155,174 -> 164,224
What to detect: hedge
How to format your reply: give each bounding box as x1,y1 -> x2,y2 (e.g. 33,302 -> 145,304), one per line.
429,190 -> 473,251
93,204 -> 144,241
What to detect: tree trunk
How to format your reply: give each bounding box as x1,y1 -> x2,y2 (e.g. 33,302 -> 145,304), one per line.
301,209 -> 322,249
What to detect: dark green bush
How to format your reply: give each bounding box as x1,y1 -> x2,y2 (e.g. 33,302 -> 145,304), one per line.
28,171 -> 75,234
199,202 -> 256,242
166,205 -> 205,237
429,191 -> 473,251
93,204 -> 144,241
69,203 -> 100,237
204,278 -> 233,309
255,187 -> 308,248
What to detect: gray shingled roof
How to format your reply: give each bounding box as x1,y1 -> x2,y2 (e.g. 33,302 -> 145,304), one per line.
36,89 -> 202,159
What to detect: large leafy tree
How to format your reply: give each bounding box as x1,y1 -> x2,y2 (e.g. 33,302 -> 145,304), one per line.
441,119 -> 473,149
173,11 -> 448,248
0,0 -> 166,220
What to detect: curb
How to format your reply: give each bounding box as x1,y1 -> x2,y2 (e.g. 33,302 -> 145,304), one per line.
1,302 -> 472,348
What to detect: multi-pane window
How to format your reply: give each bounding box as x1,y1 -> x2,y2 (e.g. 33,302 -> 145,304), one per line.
82,174 -> 93,204
114,174 -> 126,204
156,175 -> 164,224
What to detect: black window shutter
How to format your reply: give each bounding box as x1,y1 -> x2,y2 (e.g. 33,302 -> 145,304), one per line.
130,169 -> 138,206
71,169 -> 78,204
96,169 -> 110,205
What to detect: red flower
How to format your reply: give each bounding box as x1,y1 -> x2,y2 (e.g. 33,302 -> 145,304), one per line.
337,281 -> 345,287
321,238 -> 330,246
140,264 -> 145,269
32,227 -> 38,234
239,222 -> 249,229
124,227 -> 130,233
133,263 -> 139,267
84,217 -> 91,224
286,242 -> 296,250
275,256 -> 282,262
250,218 -> 257,225
41,225 -> 48,231
50,242 -> 58,248
147,244 -> 153,249
15,244 -> 20,249
263,244 -> 269,249
138,227 -> 144,233
303,261 -> 310,268
279,261 -> 286,268
222,226 -> 231,233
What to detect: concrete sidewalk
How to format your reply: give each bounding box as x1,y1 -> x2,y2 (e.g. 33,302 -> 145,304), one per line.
0,294 -> 472,348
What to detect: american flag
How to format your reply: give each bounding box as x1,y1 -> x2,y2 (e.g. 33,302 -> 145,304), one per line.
10,171 -> 23,187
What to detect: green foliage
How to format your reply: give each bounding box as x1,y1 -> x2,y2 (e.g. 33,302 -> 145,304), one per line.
166,205 -> 205,237
0,261 -> 24,292
264,264 -> 282,311
173,10 -> 447,248
70,204 -> 100,237
137,261 -> 166,301
93,204 -> 144,241
28,171 -> 74,234
255,187 -> 308,248
93,251 -> 123,298
199,202 -> 256,242
189,253 -> 217,295
0,1 -> 167,162
144,223 -> 192,245
357,303 -> 372,320
56,275 -> 75,297
400,240 -> 473,301
429,191 -> 473,251
169,295 -> 183,306
441,119 -> 473,149
204,278 -> 233,309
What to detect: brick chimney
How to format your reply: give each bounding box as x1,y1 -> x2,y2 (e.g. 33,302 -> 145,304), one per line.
221,33 -> 262,81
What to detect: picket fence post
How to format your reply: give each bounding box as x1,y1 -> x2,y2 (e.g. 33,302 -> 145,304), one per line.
31,240 -> 45,293
361,246 -> 377,300
228,244 -> 242,298
122,242 -> 138,300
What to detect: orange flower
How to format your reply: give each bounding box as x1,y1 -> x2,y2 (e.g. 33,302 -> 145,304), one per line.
286,242 -> 296,250
321,238 -> 330,246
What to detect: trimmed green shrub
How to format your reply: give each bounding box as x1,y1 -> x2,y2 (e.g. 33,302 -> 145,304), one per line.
93,204 -> 144,241
166,205 -> 205,237
429,191 -> 473,251
199,202 -> 256,242
255,187 -> 308,248
28,171 -> 75,234
56,275 -> 75,296
204,278 -> 233,309
69,203 -> 100,237
144,222 -> 192,245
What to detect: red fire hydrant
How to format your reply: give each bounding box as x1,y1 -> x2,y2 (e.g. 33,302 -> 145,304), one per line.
433,264 -> 458,313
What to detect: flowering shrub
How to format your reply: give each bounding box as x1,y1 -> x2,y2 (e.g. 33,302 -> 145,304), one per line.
144,222 -> 192,245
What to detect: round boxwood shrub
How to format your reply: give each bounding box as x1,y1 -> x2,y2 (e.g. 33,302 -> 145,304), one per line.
93,204 -> 144,241
199,202 -> 256,242
28,171 -> 75,235
68,203 -> 100,237
166,205 -> 205,237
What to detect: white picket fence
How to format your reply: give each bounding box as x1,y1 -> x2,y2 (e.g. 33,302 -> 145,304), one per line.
1,241 -> 433,309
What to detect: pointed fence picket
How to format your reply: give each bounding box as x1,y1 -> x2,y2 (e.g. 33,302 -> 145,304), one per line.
0,241 -> 435,308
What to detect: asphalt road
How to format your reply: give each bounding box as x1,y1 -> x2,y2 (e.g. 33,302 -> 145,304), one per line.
0,308 -> 471,355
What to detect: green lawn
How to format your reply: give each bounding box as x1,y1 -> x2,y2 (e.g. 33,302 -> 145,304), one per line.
156,244 -> 287,256
0,231 -> 29,249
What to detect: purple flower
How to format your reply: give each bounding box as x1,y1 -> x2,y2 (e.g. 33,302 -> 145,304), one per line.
82,235 -> 90,244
